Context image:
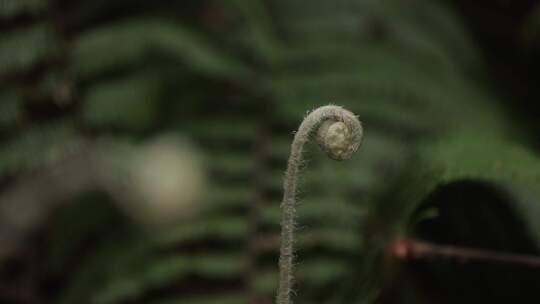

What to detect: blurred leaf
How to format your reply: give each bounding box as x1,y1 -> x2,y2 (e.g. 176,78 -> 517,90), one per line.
82,74 -> 161,131
72,18 -> 251,80
0,0 -> 47,18
0,24 -> 58,74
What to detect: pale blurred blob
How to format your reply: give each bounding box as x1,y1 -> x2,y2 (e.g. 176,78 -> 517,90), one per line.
108,135 -> 206,226
0,134 -> 206,261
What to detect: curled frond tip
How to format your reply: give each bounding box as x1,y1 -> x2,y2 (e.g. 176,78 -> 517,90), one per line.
277,105 -> 363,304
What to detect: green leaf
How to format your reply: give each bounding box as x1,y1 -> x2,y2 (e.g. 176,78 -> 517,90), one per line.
0,0 -> 47,18
0,89 -> 24,128
72,18 -> 251,79
374,135 -> 540,241
82,74 -> 161,131
0,24 -> 58,74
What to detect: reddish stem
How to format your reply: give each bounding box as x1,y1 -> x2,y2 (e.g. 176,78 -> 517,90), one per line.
389,237 -> 540,268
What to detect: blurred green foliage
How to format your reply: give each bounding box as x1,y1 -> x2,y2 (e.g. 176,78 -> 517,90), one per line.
2,0 -> 540,303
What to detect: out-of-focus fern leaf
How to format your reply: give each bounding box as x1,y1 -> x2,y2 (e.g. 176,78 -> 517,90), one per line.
2,0 -> 537,304
72,18 -> 251,80
521,3 -> 540,46
81,74 -> 161,131
157,217 -> 248,245
93,253 -> 246,304
0,24 -> 58,74
350,135 -> 540,303
0,121 -> 76,176
0,89 -> 24,128
56,233 -> 154,304
227,0 -> 281,63
0,0 -> 47,18
377,135 -> 540,237
154,293 -> 245,304
180,120 -> 257,145
46,197 -> 122,275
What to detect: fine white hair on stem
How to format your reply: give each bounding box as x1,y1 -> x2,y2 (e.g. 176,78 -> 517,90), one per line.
277,105 -> 363,304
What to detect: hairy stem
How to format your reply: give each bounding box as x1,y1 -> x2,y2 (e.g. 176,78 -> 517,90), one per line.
277,105 -> 363,304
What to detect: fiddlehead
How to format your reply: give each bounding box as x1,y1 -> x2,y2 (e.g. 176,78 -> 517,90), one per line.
277,105 -> 364,304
